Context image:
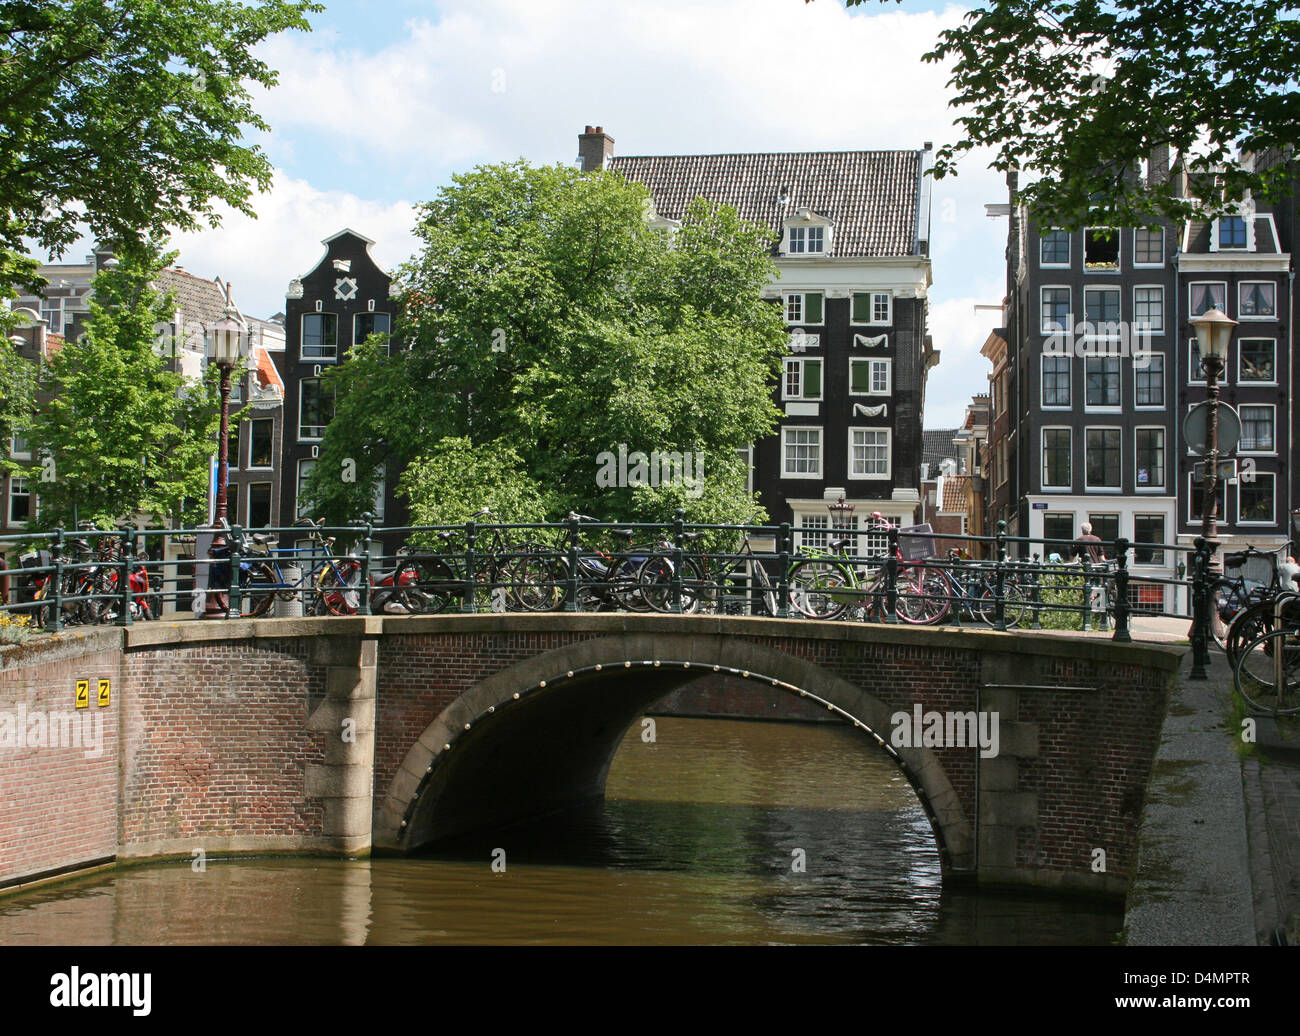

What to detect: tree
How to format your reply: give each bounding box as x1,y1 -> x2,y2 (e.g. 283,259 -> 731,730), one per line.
304,161 -> 787,527
22,241 -> 221,529
400,437 -> 550,529
838,0 -> 1300,228
0,330 -> 35,475
0,0 -> 320,297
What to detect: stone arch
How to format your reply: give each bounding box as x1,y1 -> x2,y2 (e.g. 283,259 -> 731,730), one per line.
376,632 -> 973,874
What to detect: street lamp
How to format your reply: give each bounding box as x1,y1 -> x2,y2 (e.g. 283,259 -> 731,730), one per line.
202,305 -> 244,618
1190,307 -> 1236,556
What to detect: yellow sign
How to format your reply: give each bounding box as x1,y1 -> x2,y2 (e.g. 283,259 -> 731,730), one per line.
75,680 -> 89,709
97,678 -> 111,708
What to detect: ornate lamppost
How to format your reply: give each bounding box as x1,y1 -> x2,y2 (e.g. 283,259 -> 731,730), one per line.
202,305 -> 244,618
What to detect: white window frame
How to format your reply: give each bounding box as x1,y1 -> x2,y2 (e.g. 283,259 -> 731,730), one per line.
1084,425 -> 1122,491
247,418 -> 274,470
298,378 -> 333,442
794,512 -> 831,552
1040,285 -> 1072,334
1134,350 -> 1165,409
1212,214 -> 1250,251
850,291 -> 892,326
1237,281 -> 1277,321
783,357 -> 824,401
1188,281 -> 1227,318
1039,229 -> 1071,268
848,427 -> 891,481
1238,403 -> 1276,455
1237,471 -> 1276,526
1188,472 -> 1227,526
1133,226 -> 1165,268
784,291 -> 824,326
1040,354 -> 1071,410
1187,338 -> 1218,386
1238,338 -> 1277,385
1040,426 -> 1072,491
787,225 -> 826,255
1083,286 -> 1122,327
40,297 -> 63,333
7,476 -> 31,527
1083,226 -> 1120,271
301,312 -> 339,362
8,435 -> 31,461
1132,514 -> 1166,566
781,426 -> 822,479
295,458 -> 316,519
1132,284 -> 1164,333
353,311 -> 392,352
1134,425 -> 1165,491
848,357 -> 891,396
1084,354 -> 1123,411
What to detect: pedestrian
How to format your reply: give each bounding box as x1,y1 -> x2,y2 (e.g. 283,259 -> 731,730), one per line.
1073,522 -> 1104,564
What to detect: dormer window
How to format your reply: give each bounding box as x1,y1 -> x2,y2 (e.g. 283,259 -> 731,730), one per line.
1216,214 -> 1249,250
781,208 -> 832,256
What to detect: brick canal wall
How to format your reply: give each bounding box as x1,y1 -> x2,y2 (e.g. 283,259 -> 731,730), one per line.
0,615 -> 1182,898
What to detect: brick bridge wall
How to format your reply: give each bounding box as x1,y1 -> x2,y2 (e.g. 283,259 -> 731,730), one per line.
0,615 -> 1181,899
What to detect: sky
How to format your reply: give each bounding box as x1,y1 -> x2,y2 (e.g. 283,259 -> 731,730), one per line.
54,0 -> 1010,429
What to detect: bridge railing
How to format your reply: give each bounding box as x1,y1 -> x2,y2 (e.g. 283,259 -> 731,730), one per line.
0,514 -> 1237,671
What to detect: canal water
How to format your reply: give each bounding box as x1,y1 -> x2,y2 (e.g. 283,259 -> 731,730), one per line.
0,717 -> 1121,945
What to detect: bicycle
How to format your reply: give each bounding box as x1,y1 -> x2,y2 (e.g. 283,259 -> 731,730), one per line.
922,549 -> 1029,627
641,527 -> 782,616
1233,612 -> 1300,715
1213,544 -> 1286,651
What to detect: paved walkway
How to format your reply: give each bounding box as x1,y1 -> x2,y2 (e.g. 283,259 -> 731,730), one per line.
1058,616 -> 1300,944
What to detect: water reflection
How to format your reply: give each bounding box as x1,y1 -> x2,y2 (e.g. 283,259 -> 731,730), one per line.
0,717 -> 1122,945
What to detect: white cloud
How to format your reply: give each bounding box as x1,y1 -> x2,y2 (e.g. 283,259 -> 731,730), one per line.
925,294 -> 1004,429
167,172 -> 419,319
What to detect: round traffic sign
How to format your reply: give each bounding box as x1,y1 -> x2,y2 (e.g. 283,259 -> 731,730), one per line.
1183,400 -> 1241,456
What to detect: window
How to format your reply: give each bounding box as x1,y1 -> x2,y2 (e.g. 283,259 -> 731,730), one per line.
849,358 -> 890,395
1088,513 -> 1119,545
788,226 -> 825,253
1187,338 -> 1222,384
295,459 -> 316,519
785,292 -> 824,325
1042,513 -> 1074,555
849,428 -> 890,479
796,513 -> 830,551
1085,355 -> 1121,407
1040,230 -> 1070,266
354,312 -> 392,350
248,483 -> 272,528
1239,339 -> 1275,382
1238,282 -> 1276,318
1189,282 -> 1226,316
1083,227 -> 1119,269
1239,473 -> 1275,524
299,378 -> 335,440
1189,474 -> 1226,524
1134,227 -> 1164,266
1135,352 -> 1164,407
301,313 -> 338,360
40,297 -> 63,333
227,423 -> 240,470
7,477 -> 31,525
249,419 -> 274,468
783,357 -> 823,400
1041,287 -> 1071,333
851,292 -> 891,324
9,435 -> 30,460
1042,428 -> 1071,489
1239,405 -> 1275,452
1218,215 -> 1247,249
1135,428 -> 1164,489
1085,428 -> 1121,488
1134,515 -> 1166,565
1084,287 -> 1121,325
782,427 -> 821,478
1042,355 -> 1070,407
1132,286 -> 1164,332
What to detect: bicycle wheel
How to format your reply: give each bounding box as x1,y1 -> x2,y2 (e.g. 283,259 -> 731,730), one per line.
316,560 -> 361,616
896,566 -> 951,624
787,559 -> 853,620
406,557 -> 457,614
639,554 -> 703,614
977,580 -> 1028,628
1213,578 -> 1249,650
716,558 -> 779,616
1226,596 -> 1300,669
236,563 -> 279,618
1234,628 -> 1300,715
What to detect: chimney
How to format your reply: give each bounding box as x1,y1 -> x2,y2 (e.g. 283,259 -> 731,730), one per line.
578,125 -> 614,172
91,246 -> 115,272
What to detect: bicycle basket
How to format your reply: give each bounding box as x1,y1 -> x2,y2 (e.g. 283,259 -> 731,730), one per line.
898,524 -> 936,562
1225,548 -> 1281,589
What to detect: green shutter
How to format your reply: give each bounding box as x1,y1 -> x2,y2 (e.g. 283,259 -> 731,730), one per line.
850,359 -> 869,393
852,292 -> 869,322
805,359 -> 822,398
805,292 -> 823,324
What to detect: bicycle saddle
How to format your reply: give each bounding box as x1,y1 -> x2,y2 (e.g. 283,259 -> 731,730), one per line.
831,536 -> 854,551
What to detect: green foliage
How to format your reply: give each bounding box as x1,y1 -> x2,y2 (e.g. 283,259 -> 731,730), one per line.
306,161 -> 786,526
1035,567 -> 1087,631
400,437 -> 550,529
0,0 -> 320,295
837,0 -> 1300,228
0,331 -> 36,473
21,241 -> 221,529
